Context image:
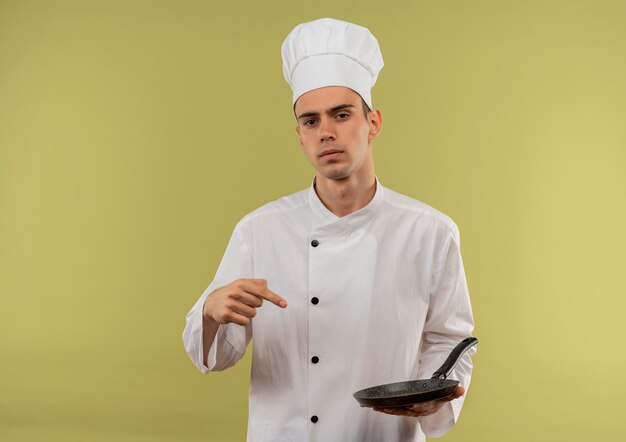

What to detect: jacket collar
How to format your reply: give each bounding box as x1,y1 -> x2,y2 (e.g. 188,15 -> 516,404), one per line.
308,176 -> 385,232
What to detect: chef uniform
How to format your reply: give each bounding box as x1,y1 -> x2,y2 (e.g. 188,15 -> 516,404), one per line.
183,18 -> 476,442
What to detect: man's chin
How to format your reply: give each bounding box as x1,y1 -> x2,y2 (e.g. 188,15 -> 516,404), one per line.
318,168 -> 350,181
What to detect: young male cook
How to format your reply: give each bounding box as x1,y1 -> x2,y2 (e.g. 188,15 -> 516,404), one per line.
183,17 -> 476,442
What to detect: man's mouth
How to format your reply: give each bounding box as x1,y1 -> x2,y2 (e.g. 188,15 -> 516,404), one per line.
319,149 -> 344,158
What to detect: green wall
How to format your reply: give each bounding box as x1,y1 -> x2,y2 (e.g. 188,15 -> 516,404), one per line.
1,0 -> 625,440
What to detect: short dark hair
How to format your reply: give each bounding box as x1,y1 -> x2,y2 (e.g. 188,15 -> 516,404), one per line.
360,97 -> 371,119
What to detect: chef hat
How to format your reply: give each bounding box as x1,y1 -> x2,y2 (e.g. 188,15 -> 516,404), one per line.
281,18 -> 384,110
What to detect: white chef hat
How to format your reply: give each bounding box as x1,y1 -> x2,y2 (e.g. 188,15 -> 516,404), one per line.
281,18 -> 384,110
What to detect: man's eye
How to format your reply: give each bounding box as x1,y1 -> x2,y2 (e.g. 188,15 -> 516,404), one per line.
336,113 -> 349,120
304,119 -> 317,126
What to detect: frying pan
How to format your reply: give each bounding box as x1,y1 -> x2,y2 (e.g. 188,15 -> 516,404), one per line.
353,337 -> 478,408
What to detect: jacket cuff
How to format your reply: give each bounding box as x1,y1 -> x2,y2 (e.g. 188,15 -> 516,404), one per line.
418,400 -> 456,438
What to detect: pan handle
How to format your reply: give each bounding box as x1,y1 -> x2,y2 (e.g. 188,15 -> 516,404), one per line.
431,337 -> 478,380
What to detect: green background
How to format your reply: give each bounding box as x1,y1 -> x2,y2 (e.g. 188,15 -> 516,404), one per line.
1,0 -> 625,440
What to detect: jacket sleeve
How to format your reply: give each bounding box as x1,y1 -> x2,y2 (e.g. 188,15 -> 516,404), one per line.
182,221 -> 253,373
417,222 -> 476,438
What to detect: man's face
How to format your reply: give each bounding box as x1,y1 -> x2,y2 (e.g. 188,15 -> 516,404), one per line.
294,86 -> 382,181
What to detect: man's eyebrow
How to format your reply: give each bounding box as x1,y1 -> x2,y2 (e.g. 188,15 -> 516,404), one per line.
297,104 -> 355,120
329,103 -> 355,112
297,111 -> 319,120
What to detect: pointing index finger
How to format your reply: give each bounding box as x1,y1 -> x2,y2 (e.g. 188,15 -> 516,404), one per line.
248,279 -> 288,308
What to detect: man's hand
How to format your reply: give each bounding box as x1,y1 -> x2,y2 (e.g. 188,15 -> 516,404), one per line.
203,278 -> 287,326
371,386 -> 464,417
201,278 -> 286,367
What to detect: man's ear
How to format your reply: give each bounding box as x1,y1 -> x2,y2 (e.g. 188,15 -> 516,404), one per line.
368,109 -> 383,142
295,125 -> 303,148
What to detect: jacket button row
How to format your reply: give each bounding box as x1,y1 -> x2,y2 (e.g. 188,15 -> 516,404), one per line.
311,239 -> 319,247
311,297 -> 319,305
311,415 -> 319,423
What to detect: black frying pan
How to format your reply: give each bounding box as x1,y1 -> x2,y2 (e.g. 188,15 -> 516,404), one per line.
353,337 -> 478,408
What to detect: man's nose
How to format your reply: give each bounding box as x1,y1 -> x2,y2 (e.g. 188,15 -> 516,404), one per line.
319,118 -> 336,142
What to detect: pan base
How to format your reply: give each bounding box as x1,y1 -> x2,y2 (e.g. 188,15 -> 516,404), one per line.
353,379 -> 459,408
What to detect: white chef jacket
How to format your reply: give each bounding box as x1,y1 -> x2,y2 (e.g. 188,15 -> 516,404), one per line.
183,178 -> 475,442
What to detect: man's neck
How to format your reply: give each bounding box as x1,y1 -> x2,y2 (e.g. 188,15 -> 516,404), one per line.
314,172 -> 377,218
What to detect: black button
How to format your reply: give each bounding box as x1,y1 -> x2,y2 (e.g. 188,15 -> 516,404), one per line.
311,239 -> 319,247
311,415 -> 318,423
311,356 -> 319,364
311,297 -> 319,305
